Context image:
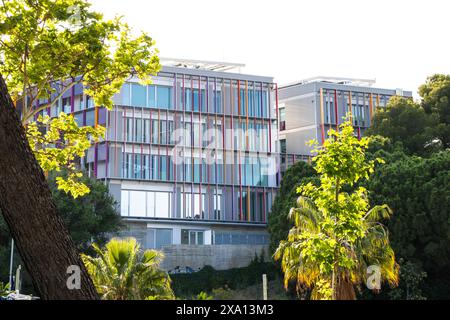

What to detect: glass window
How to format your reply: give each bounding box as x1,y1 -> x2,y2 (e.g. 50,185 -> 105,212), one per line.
134,154 -> 141,179
147,191 -> 155,217
184,88 -> 192,111
121,83 -> 130,106
155,192 -> 169,218
151,155 -> 159,180
146,229 -> 155,249
262,90 -> 268,118
74,113 -> 83,126
155,229 -> 172,249
129,191 -> 146,217
189,231 -> 196,245
248,90 -> 254,117
131,83 -> 146,107
134,118 -> 142,142
193,89 -> 199,112
214,90 -> 221,113
151,119 -> 159,144
181,229 -> 189,245
143,119 -> 150,143
124,153 -> 133,179
160,120 -> 167,144
62,97 -> 71,114
120,190 -> 129,216
214,194 -> 222,220
86,95 -> 94,109
160,156 -> 167,181
193,158 -> 201,183
126,118 -> 133,142
167,121 -> 174,144
197,232 -> 204,245
85,110 -> 95,126
143,155 -> 150,179
157,86 -> 172,109
184,158 -> 192,182
182,230 -> 204,245
148,85 -> 156,107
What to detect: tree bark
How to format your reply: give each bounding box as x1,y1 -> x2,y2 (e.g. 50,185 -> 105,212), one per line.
0,74 -> 98,300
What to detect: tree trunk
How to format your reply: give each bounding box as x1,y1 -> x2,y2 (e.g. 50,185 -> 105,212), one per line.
0,74 -> 98,300
336,276 -> 357,300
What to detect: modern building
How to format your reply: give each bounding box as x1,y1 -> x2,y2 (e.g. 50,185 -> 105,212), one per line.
46,58 -> 280,271
277,76 -> 413,172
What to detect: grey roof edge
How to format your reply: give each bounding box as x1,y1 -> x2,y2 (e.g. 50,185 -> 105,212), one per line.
160,65 -> 274,83
279,80 -> 413,97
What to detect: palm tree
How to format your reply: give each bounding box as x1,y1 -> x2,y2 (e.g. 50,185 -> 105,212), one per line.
274,196 -> 399,300
81,238 -> 174,300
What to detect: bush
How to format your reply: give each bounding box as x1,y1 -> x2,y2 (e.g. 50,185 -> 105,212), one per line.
171,259 -> 280,298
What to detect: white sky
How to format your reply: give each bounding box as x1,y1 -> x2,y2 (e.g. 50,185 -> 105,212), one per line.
90,0 -> 450,99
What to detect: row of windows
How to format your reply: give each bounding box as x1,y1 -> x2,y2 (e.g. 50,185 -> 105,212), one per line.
214,232 -> 269,245
121,116 -> 271,152
124,154 -> 173,181
124,118 -> 175,145
181,229 -> 204,245
120,190 -> 221,220
119,189 -> 269,222
322,94 -> 390,127
123,228 -> 268,249
73,108 -> 107,127
122,153 -> 272,187
119,83 -> 271,118
121,190 -> 172,218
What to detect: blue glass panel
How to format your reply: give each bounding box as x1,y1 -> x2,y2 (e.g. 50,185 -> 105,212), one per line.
157,86 -> 172,109
148,85 -> 156,107
131,83 -> 146,107
184,88 -> 192,111
160,155 -> 167,181
151,155 -> 159,180
121,83 -> 130,105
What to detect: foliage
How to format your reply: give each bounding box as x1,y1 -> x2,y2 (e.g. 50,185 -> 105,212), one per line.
196,291 -> 213,300
171,259 -> 279,298
27,113 -> 104,197
419,74 -> 450,148
47,171 -> 123,251
267,161 -> 317,254
81,238 -> 174,300
274,119 -> 399,300
366,96 -> 437,156
387,260 -> 427,300
0,0 -> 160,119
0,0 -> 160,196
0,281 -> 10,296
366,149 -> 450,299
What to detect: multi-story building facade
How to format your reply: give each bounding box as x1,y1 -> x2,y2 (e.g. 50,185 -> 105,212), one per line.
277,76 -> 413,172
45,59 -> 280,271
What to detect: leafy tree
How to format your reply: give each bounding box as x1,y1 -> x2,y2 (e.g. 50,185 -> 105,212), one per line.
366,149 -> 450,299
267,161 -> 317,254
366,96 -> 436,155
419,74 -> 450,148
274,120 -> 399,300
387,260 -> 427,300
27,113 -> 104,198
82,238 -> 174,300
48,171 -> 123,251
0,0 -> 160,196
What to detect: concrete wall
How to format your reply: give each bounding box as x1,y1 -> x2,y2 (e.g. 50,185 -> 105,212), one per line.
160,244 -> 269,271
